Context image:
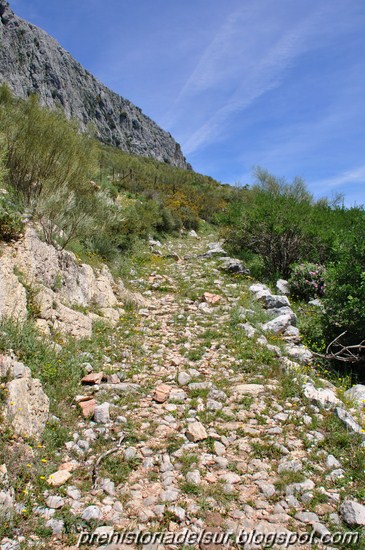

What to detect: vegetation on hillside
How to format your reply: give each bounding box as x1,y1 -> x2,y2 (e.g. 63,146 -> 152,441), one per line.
0,84 -> 364,371
0,84 -> 233,256
222,168 -> 365,369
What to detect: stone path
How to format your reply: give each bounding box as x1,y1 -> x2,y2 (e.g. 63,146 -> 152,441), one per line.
4,233 -> 364,549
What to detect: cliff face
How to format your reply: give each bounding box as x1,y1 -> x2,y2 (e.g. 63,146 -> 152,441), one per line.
0,1 -> 190,169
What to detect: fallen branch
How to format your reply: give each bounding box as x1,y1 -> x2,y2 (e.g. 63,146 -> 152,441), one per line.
313,331 -> 365,363
92,434 -> 124,489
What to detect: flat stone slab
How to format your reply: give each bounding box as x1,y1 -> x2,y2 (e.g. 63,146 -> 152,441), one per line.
203,292 -> 222,305
304,383 -> 340,409
186,421 -> 208,442
234,384 -> 266,396
47,470 -> 72,487
99,383 -> 140,393
81,372 -> 104,385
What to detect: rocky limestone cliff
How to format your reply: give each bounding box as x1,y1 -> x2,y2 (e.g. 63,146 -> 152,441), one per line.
0,226 -> 146,339
0,0 -> 190,169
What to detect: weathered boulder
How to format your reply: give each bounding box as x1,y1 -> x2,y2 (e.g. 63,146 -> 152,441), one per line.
200,242 -> 227,258
249,283 -> 270,294
13,228 -> 121,310
94,403 -> 110,424
266,306 -> 297,325
303,383 -> 340,409
340,500 -> 365,526
285,344 -> 313,364
234,384 -> 265,396
153,384 -> 171,403
186,422 -> 208,442
262,314 -> 292,334
203,292 -> 222,305
262,294 -> 290,309
78,398 -> 96,419
0,257 -> 27,322
35,286 -> 93,339
220,257 -> 249,275
250,284 -> 271,301
276,279 -> 290,295
47,470 -> 72,487
0,227 -> 129,338
283,326 -> 301,342
344,385 -> 365,408
4,358 -> 49,439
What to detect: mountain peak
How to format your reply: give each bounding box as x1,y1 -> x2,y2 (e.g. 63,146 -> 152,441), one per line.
0,2 -> 191,169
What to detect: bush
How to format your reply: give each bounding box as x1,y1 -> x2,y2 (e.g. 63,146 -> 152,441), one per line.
321,210 -> 365,348
0,86 -> 104,248
0,86 -> 129,249
0,87 -> 97,206
0,190 -> 23,241
289,262 -> 326,301
0,134 -> 23,241
224,168 -> 332,279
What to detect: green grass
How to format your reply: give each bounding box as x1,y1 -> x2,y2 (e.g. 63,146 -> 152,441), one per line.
100,454 -> 141,485
180,481 -> 201,495
179,452 -> 199,474
166,434 -> 185,454
275,471 -> 306,493
250,441 -> 282,460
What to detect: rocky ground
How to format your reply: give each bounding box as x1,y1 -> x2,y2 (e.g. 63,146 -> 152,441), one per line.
1,231 -> 365,549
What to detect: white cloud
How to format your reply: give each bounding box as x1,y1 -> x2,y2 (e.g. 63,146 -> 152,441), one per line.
167,2 -> 328,154
164,0 -> 361,156
311,165 -> 365,192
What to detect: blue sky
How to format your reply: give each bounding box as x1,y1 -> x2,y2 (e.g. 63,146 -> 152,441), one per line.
11,0 -> 365,205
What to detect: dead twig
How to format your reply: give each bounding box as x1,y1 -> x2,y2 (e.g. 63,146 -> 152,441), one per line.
92,434 -> 124,489
313,331 -> 365,363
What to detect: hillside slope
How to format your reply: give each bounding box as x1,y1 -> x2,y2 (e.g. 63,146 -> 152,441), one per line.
0,0 -> 190,169
1,229 -> 365,548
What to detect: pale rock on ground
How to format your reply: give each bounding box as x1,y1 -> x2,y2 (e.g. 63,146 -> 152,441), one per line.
1,232 -> 364,549
1,355 -> 49,439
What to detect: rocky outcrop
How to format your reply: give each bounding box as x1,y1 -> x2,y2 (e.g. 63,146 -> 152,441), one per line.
0,1 -> 190,169
0,464 -> 14,521
0,354 -> 49,439
0,257 -> 27,322
0,227 -> 144,338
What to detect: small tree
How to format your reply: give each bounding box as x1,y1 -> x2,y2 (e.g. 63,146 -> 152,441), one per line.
0,85 -> 105,247
0,133 -> 23,240
225,168 -> 332,278
0,84 -> 97,206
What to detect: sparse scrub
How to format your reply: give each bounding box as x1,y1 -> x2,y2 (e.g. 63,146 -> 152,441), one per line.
289,262 -> 326,301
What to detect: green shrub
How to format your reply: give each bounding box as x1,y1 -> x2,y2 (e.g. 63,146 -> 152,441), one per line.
0,190 -> 23,241
321,211 -> 365,349
225,168 -> 332,279
0,133 -> 23,240
289,262 -> 326,301
0,87 -> 97,206
297,208 -> 365,365
0,85 -> 107,248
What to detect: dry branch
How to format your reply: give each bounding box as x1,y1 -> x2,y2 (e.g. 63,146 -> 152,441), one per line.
92,434 -> 124,489
313,331 -> 365,363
